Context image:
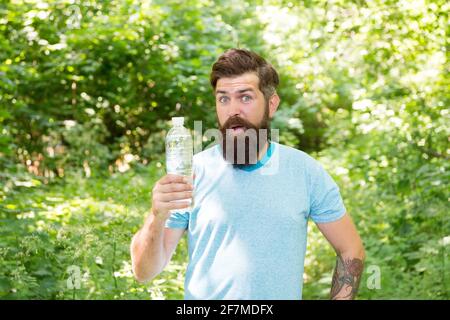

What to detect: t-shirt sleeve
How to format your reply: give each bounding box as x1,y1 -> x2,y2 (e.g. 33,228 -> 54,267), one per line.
308,161 -> 346,223
165,210 -> 190,229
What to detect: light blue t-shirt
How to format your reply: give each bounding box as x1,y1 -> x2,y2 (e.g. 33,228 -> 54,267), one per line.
165,142 -> 346,300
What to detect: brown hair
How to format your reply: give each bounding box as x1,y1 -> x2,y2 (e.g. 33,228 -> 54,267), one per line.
210,48 -> 279,102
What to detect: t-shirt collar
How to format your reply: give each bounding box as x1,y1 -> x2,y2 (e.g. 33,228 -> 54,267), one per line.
235,141 -> 274,172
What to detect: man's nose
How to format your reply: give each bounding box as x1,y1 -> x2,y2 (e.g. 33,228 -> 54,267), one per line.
227,100 -> 242,117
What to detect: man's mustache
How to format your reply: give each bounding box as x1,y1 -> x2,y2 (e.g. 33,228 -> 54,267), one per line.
220,116 -> 256,131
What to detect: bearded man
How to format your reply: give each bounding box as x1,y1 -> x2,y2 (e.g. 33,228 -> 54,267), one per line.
131,48 -> 365,300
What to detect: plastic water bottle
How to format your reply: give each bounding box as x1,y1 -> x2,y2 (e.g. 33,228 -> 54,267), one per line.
165,117 -> 193,211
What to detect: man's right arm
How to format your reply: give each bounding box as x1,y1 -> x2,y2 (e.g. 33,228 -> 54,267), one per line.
130,175 -> 193,283
130,214 -> 185,283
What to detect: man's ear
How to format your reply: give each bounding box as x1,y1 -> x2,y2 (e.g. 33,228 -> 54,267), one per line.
268,93 -> 280,119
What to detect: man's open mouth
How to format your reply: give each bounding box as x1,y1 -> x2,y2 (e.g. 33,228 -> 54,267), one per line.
229,125 -> 246,134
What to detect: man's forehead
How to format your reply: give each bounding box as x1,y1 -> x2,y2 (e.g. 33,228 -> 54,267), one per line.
215,73 -> 259,94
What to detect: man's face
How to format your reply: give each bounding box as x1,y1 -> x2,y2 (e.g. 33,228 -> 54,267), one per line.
215,72 -> 278,165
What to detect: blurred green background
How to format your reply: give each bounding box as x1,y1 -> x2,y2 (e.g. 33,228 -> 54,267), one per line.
0,0 -> 448,299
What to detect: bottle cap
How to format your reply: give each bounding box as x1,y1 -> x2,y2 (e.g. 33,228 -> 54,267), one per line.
172,117 -> 184,126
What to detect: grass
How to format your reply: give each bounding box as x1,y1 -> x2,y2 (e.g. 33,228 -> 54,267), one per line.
0,163 -> 186,299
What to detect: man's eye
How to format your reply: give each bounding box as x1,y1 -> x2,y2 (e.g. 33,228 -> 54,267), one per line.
218,96 -> 229,103
241,95 -> 252,103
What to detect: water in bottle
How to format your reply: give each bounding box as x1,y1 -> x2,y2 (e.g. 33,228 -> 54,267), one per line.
165,117 -> 193,212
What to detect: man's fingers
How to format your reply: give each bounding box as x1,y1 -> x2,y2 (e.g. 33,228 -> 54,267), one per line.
156,191 -> 193,202
158,183 -> 193,193
168,200 -> 192,210
158,200 -> 192,210
159,174 -> 188,185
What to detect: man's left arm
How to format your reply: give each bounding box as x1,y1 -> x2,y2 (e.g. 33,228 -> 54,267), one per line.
316,213 -> 365,300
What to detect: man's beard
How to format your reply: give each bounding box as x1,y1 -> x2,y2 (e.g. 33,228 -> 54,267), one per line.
218,107 -> 271,167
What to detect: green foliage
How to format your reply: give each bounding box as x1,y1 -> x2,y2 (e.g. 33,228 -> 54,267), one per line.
0,0 -> 268,175
0,164 -> 187,299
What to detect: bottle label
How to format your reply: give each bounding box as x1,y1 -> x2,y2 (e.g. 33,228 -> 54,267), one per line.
166,134 -> 193,176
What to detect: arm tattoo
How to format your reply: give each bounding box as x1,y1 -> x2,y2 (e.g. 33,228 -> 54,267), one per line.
330,255 -> 364,300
